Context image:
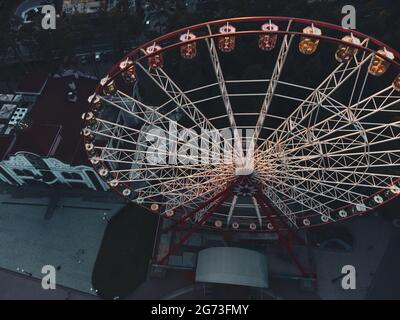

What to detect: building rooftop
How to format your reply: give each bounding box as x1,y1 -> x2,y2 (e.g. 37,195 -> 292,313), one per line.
196,247 -> 269,289
0,185 -> 124,298
1,72 -> 97,166
27,74 -> 96,165
10,124 -> 62,158
15,71 -> 48,96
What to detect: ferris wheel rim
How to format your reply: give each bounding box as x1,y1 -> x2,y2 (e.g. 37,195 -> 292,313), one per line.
97,35 -> 400,95
96,16 -> 400,89
83,16 -> 400,232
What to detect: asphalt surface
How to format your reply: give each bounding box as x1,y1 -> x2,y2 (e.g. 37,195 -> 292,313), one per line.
366,227 -> 400,299
0,266 -> 98,300
0,184 -> 124,298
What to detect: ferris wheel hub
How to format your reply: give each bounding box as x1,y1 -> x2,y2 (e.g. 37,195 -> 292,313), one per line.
234,154 -> 255,176
235,166 -> 254,176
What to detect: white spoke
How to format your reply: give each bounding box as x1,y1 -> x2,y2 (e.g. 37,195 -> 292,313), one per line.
254,21 -> 294,142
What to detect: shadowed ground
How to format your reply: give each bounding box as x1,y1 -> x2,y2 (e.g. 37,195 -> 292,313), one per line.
92,203 -> 158,299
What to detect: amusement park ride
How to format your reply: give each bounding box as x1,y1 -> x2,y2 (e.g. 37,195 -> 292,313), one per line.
82,17 -> 400,277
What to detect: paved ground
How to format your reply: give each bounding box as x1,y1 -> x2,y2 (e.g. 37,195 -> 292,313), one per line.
0,266 -> 98,300
314,213 -> 396,299
127,269 -> 196,300
1,181 -> 398,300
0,185 -> 124,298
366,227 -> 400,299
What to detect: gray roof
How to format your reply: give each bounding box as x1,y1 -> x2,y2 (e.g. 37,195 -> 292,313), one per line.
195,247 -> 268,288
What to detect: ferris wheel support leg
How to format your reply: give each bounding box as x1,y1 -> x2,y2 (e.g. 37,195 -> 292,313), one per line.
260,195 -> 305,246
255,192 -> 313,279
157,187 -> 233,265
161,181 -> 236,234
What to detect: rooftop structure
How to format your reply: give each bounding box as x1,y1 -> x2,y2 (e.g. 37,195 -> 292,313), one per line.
0,71 -> 108,191
195,247 -> 268,288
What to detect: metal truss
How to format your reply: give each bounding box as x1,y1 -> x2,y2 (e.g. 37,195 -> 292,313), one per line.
84,18 -> 400,231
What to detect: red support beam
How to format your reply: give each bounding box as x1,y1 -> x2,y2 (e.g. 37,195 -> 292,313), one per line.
261,193 -> 305,246
162,180 -> 236,234
255,192 -> 312,278
250,177 -> 305,245
157,185 -> 234,265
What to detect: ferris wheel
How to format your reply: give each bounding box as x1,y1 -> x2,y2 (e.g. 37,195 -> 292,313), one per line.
83,17 -> 400,269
